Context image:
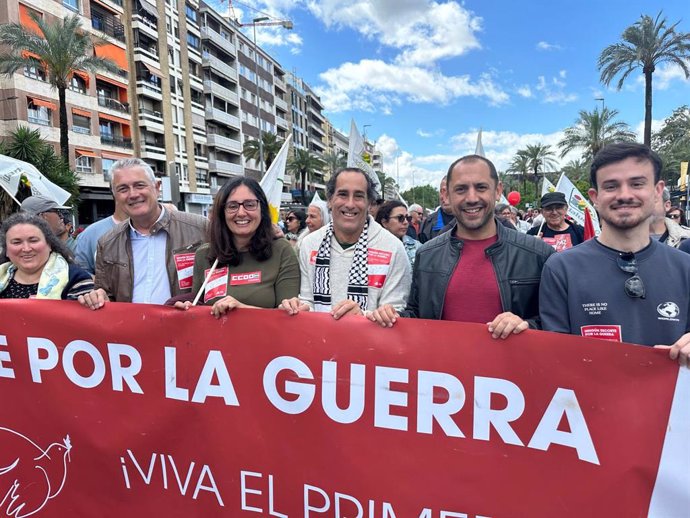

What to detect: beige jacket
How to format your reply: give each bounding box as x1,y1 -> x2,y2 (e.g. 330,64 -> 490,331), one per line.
95,207 -> 207,302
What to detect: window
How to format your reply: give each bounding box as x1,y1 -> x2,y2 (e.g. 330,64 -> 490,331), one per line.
185,4 -> 197,24
72,114 -> 91,134
76,155 -> 92,173
63,0 -> 79,11
69,75 -> 87,94
187,33 -> 200,50
100,120 -> 114,137
102,158 -> 116,181
27,101 -> 50,126
24,65 -> 46,81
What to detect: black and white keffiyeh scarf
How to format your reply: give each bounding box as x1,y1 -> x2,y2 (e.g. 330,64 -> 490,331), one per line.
312,220 -> 369,312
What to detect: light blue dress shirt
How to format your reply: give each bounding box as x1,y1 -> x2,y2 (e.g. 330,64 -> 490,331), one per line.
130,208 -> 171,304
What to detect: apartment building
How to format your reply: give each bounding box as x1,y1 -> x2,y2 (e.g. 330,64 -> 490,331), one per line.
0,0 -> 132,222
128,0 -> 211,215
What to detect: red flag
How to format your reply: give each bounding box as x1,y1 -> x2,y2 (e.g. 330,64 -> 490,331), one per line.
584,207 -> 596,240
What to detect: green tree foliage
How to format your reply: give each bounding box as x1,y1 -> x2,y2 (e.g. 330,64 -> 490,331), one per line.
400,184 -> 439,211
242,133 -> 283,171
652,105 -> 690,185
322,150 -> 347,176
0,14 -> 119,160
598,12 -> 690,146
286,148 -> 325,204
558,107 -> 637,161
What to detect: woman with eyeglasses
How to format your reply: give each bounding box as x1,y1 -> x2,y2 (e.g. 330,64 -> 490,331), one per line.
0,212 -> 94,300
176,177 -> 300,316
284,209 -> 307,248
376,201 -> 421,266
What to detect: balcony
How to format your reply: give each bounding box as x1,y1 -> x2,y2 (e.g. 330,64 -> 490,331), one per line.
275,115 -> 289,129
202,53 -> 237,80
207,133 -> 241,153
72,126 -> 90,134
136,79 -> 162,100
200,26 -> 236,56
274,76 -> 286,92
91,12 -> 125,43
203,80 -> 239,106
209,159 -> 243,176
275,96 -> 288,112
101,135 -> 133,148
98,96 -> 130,113
205,107 -> 240,129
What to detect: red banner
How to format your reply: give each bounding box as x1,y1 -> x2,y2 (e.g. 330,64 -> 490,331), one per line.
0,300 -> 687,517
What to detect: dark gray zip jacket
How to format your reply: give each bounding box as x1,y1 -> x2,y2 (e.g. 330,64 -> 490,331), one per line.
400,220 -> 555,329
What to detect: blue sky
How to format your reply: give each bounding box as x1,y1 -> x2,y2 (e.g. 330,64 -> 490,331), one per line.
214,0 -> 690,191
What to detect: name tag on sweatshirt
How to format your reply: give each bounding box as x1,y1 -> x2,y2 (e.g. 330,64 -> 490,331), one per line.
230,271 -> 262,286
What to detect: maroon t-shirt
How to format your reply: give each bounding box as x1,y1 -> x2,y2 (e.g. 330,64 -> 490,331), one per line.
441,236 -> 502,323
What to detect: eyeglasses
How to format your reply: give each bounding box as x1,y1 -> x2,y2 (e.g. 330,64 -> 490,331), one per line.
389,215 -> 410,223
617,252 -> 645,299
543,205 -> 566,213
224,199 -> 259,213
285,216 -> 297,222
668,213 -> 681,220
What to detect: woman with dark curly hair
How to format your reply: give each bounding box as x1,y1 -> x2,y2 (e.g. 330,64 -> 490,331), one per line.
0,212 -> 94,299
176,177 -> 300,317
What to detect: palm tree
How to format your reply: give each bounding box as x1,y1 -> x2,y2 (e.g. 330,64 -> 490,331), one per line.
598,11 -> 690,146
287,149 -> 325,204
322,150 -> 347,176
508,153 -> 530,193
558,107 -> 637,160
375,171 -> 399,200
0,14 -> 120,161
518,144 -> 558,196
242,132 -> 283,171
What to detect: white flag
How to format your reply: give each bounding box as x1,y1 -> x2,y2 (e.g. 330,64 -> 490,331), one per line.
555,173 -> 600,234
475,128 -> 485,157
347,120 -> 382,195
542,177 -> 557,197
259,134 -> 292,224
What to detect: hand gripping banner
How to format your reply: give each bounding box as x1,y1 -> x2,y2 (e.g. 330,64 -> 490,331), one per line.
0,300 -> 687,517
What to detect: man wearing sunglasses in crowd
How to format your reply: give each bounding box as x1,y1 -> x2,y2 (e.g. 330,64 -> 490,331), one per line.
540,142 -> 690,367
20,195 -> 75,251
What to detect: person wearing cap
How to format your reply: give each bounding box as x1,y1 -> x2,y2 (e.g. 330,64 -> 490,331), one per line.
20,195 -> 73,251
527,191 -> 585,250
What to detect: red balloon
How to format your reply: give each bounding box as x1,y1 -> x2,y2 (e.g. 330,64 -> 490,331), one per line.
507,191 -> 521,206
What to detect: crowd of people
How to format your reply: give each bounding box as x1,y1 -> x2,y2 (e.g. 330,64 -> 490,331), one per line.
1,143 -> 688,367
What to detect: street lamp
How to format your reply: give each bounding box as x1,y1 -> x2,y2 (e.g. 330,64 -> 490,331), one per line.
249,16 -> 292,177
595,97 -> 605,111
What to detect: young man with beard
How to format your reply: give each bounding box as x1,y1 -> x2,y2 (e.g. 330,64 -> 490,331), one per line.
540,143 -> 690,366
281,167 -> 411,320
368,155 -> 554,338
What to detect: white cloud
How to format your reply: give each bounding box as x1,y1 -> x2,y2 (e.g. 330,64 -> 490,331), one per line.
653,60 -> 690,90
517,85 -> 532,98
316,59 -> 509,113
417,129 -> 433,138
536,41 -> 562,51
305,1 -> 482,66
534,73 -> 578,104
